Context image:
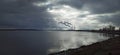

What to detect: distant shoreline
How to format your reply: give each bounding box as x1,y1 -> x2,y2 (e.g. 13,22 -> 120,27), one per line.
0,29 -> 120,35
0,29 -> 91,31
0,29 -> 119,33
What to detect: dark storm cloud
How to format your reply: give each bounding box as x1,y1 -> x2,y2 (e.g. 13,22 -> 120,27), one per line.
59,21 -> 72,27
0,0 -> 57,29
58,0 -> 120,14
82,0 -> 120,14
69,0 -> 120,27
96,12 -> 120,26
79,0 -> 120,26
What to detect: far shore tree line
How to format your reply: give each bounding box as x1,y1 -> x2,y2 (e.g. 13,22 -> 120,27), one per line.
99,25 -> 120,32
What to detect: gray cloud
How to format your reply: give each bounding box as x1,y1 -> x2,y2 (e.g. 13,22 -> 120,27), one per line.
58,0 -> 84,9
58,0 -> 120,14
69,0 -> 120,13
97,12 -> 120,26
0,0 -> 57,29
82,0 -> 120,14
0,0 -> 120,29
79,0 -> 120,27
54,0 -> 120,28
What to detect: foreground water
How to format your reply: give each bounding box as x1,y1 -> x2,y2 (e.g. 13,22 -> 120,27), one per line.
0,31 -> 109,55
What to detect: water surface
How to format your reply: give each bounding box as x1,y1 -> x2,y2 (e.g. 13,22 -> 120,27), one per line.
0,31 -> 109,55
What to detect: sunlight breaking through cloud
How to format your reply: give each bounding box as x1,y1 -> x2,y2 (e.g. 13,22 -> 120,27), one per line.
47,5 -> 91,30
31,0 -> 120,30
0,0 -> 120,30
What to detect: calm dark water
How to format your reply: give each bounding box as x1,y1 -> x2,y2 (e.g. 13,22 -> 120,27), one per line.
0,31 -> 109,55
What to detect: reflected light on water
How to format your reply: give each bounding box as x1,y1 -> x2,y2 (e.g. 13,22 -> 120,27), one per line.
48,31 -> 109,53
0,31 -> 110,55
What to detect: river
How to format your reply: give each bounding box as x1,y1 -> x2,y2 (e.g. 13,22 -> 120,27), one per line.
0,31 -> 110,55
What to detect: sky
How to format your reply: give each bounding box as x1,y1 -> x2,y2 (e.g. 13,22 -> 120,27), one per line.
0,0 -> 120,30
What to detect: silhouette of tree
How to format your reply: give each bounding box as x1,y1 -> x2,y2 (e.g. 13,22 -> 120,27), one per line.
119,27 -> 120,31
108,25 -> 115,31
99,25 -> 116,31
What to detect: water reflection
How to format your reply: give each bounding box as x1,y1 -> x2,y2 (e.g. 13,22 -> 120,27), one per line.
48,31 -> 109,53
0,31 -> 110,55
99,33 -> 119,38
